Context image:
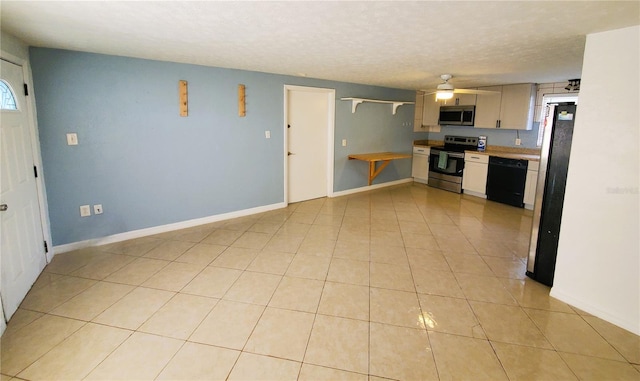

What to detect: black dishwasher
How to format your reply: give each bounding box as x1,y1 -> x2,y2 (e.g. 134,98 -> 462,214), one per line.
486,156 -> 528,208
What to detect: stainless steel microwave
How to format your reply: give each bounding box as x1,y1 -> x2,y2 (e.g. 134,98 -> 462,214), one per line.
439,105 -> 475,126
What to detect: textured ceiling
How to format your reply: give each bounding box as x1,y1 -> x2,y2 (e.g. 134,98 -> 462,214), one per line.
2,1 -> 639,90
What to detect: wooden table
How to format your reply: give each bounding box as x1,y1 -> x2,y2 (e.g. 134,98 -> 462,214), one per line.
348,152 -> 412,185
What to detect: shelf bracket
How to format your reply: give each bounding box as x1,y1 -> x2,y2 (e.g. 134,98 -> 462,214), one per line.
341,97 -> 414,115
350,98 -> 364,113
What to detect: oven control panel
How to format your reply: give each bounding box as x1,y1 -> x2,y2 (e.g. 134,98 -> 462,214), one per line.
444,135 -> 479,147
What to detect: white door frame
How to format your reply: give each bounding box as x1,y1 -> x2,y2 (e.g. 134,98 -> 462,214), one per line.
536,93 -> 579,147
283,85 -> 336,204
1,50 -> 52,262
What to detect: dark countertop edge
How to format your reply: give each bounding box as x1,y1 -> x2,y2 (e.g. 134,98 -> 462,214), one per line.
413,142 -> 540,161
464,150 -> 541,161
412,141 -> 540,161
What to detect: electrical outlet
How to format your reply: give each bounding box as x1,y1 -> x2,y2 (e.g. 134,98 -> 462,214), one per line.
94,204 -> 103,215
265,131 -> 271,139
515,138 -> 522,146
342,139 -> 347,147
66,133 -> 78,146
80,205 -> 91,217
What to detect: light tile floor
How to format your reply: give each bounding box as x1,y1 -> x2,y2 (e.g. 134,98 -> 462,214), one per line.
2,184 -> 639,380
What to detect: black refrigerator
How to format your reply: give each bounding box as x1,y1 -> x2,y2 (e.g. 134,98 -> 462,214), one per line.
526,103 -> 577,287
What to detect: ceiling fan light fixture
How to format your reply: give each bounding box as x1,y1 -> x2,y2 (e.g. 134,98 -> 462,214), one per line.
436,90 -> 454,100
435,75 -> 454,100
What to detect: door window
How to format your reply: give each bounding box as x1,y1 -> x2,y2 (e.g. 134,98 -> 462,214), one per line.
0,81 -> 18,110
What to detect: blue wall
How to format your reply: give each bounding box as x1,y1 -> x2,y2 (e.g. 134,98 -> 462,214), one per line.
30,48 -> 427,245
428,123 -> 540,148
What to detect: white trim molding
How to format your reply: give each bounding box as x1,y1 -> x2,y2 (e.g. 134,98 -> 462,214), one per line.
550,287 -> 639,335
1,34 -> 53,263
330,178 -> 413,198
283,85 -> 336,205
53,202 -> 286,255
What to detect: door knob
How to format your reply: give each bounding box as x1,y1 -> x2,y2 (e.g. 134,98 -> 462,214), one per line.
288,152 -> 295,156
0,204 -> 7,212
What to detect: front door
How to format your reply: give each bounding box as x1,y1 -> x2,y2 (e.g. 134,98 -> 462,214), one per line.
286,86 -> 333,203
1,59 -> 47,322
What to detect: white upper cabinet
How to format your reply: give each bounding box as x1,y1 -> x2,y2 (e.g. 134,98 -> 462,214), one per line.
414,91 -> 426,131
474,86 -> 502,128
416,92 -> 441,131
415,83 -> 534,131
499,84 -> 536,129
440,93 -> 477,106
422,93 -> 440,126
474,83 -> 536,130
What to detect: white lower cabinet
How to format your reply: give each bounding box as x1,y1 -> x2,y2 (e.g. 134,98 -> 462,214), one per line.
523,160 -> 539,209
462,153 -> 489,197
412,146 -> 430,184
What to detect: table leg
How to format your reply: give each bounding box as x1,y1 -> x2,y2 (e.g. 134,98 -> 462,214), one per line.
367,162 -> 373,185
368,160 -> 391,185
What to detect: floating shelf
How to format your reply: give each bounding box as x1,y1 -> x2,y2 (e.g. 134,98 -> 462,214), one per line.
341,97 -> 415,115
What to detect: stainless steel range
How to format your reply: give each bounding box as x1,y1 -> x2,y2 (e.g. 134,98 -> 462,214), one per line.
428,135 -> 478,193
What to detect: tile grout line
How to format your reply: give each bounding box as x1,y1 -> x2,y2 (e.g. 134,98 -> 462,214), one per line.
401,198 -> 443,381
225,201 -> 319,378
367,195 -> 373,379
578,311 -> 636,364
173,213 -> 288,380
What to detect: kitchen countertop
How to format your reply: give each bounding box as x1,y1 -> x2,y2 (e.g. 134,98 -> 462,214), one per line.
413,139 -> 440,147
413,140 -> 540,161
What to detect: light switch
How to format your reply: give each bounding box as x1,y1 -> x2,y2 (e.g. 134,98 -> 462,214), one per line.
66,133 -> 78,145
342,139 -> 347,147
80,205 -> 91,217
265,131 -> 271,139
94,204 -> 103,215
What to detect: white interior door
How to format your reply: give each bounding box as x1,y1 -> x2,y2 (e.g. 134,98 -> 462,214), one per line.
286,87 -> 333,203
0,59 -> 46,322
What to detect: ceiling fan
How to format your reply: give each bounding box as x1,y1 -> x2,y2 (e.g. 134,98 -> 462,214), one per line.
424,74 -> 499,100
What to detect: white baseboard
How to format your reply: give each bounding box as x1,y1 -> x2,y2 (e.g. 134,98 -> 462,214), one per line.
53,202 -> 287,255
330,178 -> 413,198
550,287 -> 640,335
413,177 -> 428,185
54,178 -> 414,255
462,190 -> 487,199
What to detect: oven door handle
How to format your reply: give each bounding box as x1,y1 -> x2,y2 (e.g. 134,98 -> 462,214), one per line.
430,150 -> 465,159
